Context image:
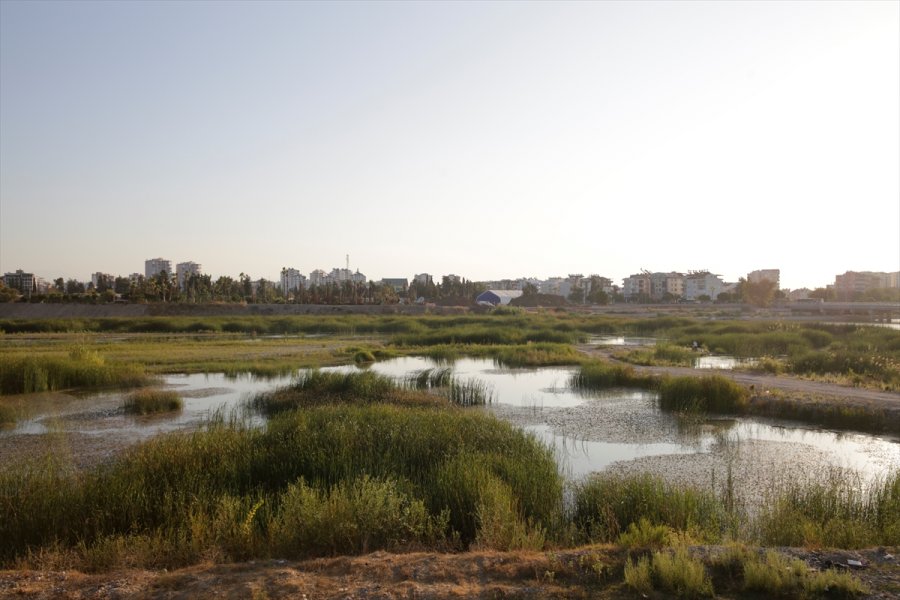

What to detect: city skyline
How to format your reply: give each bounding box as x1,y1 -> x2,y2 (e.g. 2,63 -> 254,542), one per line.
2,1 -> 898,291
6,256 -> 899,295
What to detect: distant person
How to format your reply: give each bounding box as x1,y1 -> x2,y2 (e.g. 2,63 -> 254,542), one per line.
692,340 -> 699,352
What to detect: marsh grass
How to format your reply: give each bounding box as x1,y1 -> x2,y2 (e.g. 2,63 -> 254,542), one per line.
445,378 -> 493,406
571,473 -> 727,543
658,375 -> 749,413
122,389 -> 183,415
755,469 -> 900,548
0,347 -> 147,394
0,403 -> 16,426
748,391 -> 898,433
0,404 -> 562,567
406,367 -> 453,390
741,550 -> 869,597
569,361 -> 657,390
621,343 -> 697,367
252,370 -> 411,414
625,547 -> 714,598
416,343 -> 583,368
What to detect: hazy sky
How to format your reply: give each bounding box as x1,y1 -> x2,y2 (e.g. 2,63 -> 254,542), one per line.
1,0 -> 898,290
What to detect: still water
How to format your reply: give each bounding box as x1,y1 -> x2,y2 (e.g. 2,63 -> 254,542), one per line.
2,357 -> 897,494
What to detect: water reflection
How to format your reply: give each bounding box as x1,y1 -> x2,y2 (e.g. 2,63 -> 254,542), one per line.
694,355 -> 758,370
1,357 -> 897,490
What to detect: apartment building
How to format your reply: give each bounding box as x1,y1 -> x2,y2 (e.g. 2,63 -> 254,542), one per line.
2,269 -> 36,298
145,258 -> 172,279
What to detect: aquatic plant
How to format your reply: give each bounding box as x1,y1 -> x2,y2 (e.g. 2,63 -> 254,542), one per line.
123,389 -> 183,415
657,375 -> 749,414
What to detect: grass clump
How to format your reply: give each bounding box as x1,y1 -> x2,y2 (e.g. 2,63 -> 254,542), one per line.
252,370 -> 404,414
570,361 -> 656,390
625,547 -> 714,598
270,475 -> 444,556
0,347 -> 147,395
406,367 -> 453,390
755,470 -> 900,548
571,473 -> 726,543
616,517 -> 673,550
0,403 -> 16,426
742,550 -> 868,598
445,378 -> 493,406
658,375 -> 749,414
123,389 -> 183,415
622,343 -> 697,367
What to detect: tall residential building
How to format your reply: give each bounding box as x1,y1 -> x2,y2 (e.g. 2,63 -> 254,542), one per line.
622,272 -> 651,300
649,272 -> 685,300
833,271 -> 900,299
280,268 -> 307,293
176,262 -> 203,289
413,273 -> 433,286
2,269 -> 36,298
145,258 -> 172,279
748,269 -> 781,289
684,271 -> 726,301
308,269 -> 328,286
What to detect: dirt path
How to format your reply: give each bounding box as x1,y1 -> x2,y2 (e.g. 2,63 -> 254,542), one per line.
2,547 -> 898,599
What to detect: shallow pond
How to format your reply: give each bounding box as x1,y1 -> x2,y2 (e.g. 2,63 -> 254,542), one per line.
693,355 -> 758,370
2,357 -> 897,503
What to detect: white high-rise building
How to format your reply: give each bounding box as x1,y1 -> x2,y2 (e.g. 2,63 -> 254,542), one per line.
145,258 -> 172,279
281,268 -> 307,292
176,262 -> 203,289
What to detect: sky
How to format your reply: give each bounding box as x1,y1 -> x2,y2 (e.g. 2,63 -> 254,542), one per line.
1,0 -> 898,290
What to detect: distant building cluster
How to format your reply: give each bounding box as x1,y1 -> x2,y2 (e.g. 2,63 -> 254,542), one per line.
282,267 -> 367,294
832,271 -> 900,301
4,258 -> 900,304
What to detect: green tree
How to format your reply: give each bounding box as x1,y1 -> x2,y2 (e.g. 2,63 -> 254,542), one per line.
741,277 -> 777,307
0,282 -> 19,302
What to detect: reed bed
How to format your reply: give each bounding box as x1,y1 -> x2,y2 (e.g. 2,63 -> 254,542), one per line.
657,375 -> 750,414
571,473 -> 729,544
0,346 -> 147,394
444,378 -> 493,406
406,367 -> 453,390
252,370 -> 411,414
415,343 -> 583,368
755,470 -> 900,548
0,404 -> 561,565
569,361 -> 658,390
620,343 -> 697,367
122,389 -> 183,415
